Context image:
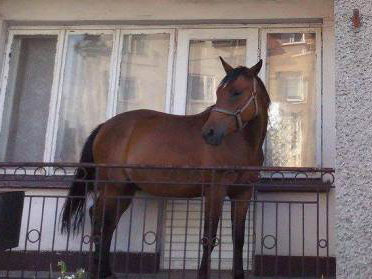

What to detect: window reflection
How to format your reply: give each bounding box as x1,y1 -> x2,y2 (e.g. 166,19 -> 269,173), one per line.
55,34 -> 112,162
0,36 -> 57,162
186,40 -> 246,114
265,33 -> 317,167
117,33 -> 170,113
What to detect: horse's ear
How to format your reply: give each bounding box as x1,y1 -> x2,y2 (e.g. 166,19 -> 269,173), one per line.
250,59 -> 263,76
219,56 -> 233,74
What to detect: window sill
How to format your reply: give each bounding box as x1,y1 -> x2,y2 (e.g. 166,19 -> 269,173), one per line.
0,175 -> 72,190
256,178 -> 333,193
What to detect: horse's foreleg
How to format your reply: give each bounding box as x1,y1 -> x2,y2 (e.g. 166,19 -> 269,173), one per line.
90,185 -> 135,279
230,191 -> 252,279
198,187 -> 226,279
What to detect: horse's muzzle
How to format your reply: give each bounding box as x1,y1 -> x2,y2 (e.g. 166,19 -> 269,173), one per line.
202,127 -> 224,146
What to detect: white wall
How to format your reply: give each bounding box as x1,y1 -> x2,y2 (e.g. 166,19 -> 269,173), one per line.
12,188 -> 335,259
0,0 -> 333,22
255,191 -> 335,257
162,199 -> 255,270
14,189 -> 159,253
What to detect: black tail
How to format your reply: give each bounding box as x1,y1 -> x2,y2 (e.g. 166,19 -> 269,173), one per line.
61,124 -> 103,234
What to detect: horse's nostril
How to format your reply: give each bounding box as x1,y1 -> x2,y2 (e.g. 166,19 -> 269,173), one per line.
202,127 -> 224,145
207,128 -> 214,136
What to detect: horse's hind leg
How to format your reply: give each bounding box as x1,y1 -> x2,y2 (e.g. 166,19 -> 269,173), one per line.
90,183 -> 136,279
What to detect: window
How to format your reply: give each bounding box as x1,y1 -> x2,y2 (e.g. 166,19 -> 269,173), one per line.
0,27 -> 321,167
280,33 -> 305,44
188,74 -> 216,100
277,72 -> 307,103
187,74 -> 216,116
117,33 -> 170,113
0,29 -> 174,163
263,31 -> 320,167
55,33 -> 113,162
185,38 -> 246,114
0,35 -> 57,162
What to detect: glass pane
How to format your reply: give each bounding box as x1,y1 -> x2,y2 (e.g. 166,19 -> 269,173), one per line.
55,34 -> 112,162
186,39 -> 246,115
117,33 -> 170,113
265,33 -> 317,167
0,35 -> 57,162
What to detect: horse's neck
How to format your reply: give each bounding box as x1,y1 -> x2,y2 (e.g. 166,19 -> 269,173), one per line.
243,112 -> 268,160
191,106 -> 214,125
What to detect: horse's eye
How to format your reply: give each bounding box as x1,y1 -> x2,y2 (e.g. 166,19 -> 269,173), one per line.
231,91 -> 242,97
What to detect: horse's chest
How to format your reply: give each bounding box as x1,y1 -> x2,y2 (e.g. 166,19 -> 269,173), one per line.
205,137 -> 254,165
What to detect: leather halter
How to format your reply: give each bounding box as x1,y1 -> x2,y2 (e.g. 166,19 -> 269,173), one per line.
211,77 -> 258,130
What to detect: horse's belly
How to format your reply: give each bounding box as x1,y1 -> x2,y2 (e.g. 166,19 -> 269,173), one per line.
126,169 -> 204,197
137,183 -> 202,198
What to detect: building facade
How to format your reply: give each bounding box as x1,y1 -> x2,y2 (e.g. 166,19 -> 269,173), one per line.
3,0 -> 363,277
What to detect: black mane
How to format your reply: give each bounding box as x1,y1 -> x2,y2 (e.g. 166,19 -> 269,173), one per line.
219,66 -> 250,87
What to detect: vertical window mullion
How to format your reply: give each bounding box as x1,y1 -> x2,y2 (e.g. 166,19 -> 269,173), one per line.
106,29 -> 121,119
165,29 -> 176,114
43,29 -> 67,163
0,32 -> 17,160
0,32 -> 15,131
315,29 -> 322,168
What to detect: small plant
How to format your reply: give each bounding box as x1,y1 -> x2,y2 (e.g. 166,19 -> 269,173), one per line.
75,269 -> 86,279
57,261 -> 86,279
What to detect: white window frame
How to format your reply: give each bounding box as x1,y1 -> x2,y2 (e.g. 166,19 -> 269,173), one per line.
46,29 -> 117,163
0,29 -> 65,164
260,27 -> 322,168
173,28 -> 259,115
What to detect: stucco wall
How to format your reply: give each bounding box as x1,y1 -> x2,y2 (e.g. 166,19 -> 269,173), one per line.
335,1 -> 372,278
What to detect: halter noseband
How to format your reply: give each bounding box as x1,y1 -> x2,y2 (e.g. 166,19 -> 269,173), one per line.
211,77 -> 258,130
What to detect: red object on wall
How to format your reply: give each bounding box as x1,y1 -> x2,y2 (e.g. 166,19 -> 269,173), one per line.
352,9 -> 361,28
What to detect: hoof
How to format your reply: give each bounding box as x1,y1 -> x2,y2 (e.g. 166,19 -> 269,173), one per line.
90,271 -> 114,279
233,273 -> 245,279
198,271 -> 209,279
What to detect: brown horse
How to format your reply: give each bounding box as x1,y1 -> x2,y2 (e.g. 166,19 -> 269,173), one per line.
61,57 -> 270,279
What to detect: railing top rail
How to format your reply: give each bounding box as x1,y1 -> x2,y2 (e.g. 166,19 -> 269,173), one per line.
0,162 -> 335,173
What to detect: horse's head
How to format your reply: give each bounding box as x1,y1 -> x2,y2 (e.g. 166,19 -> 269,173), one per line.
202,57 -> 266,145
